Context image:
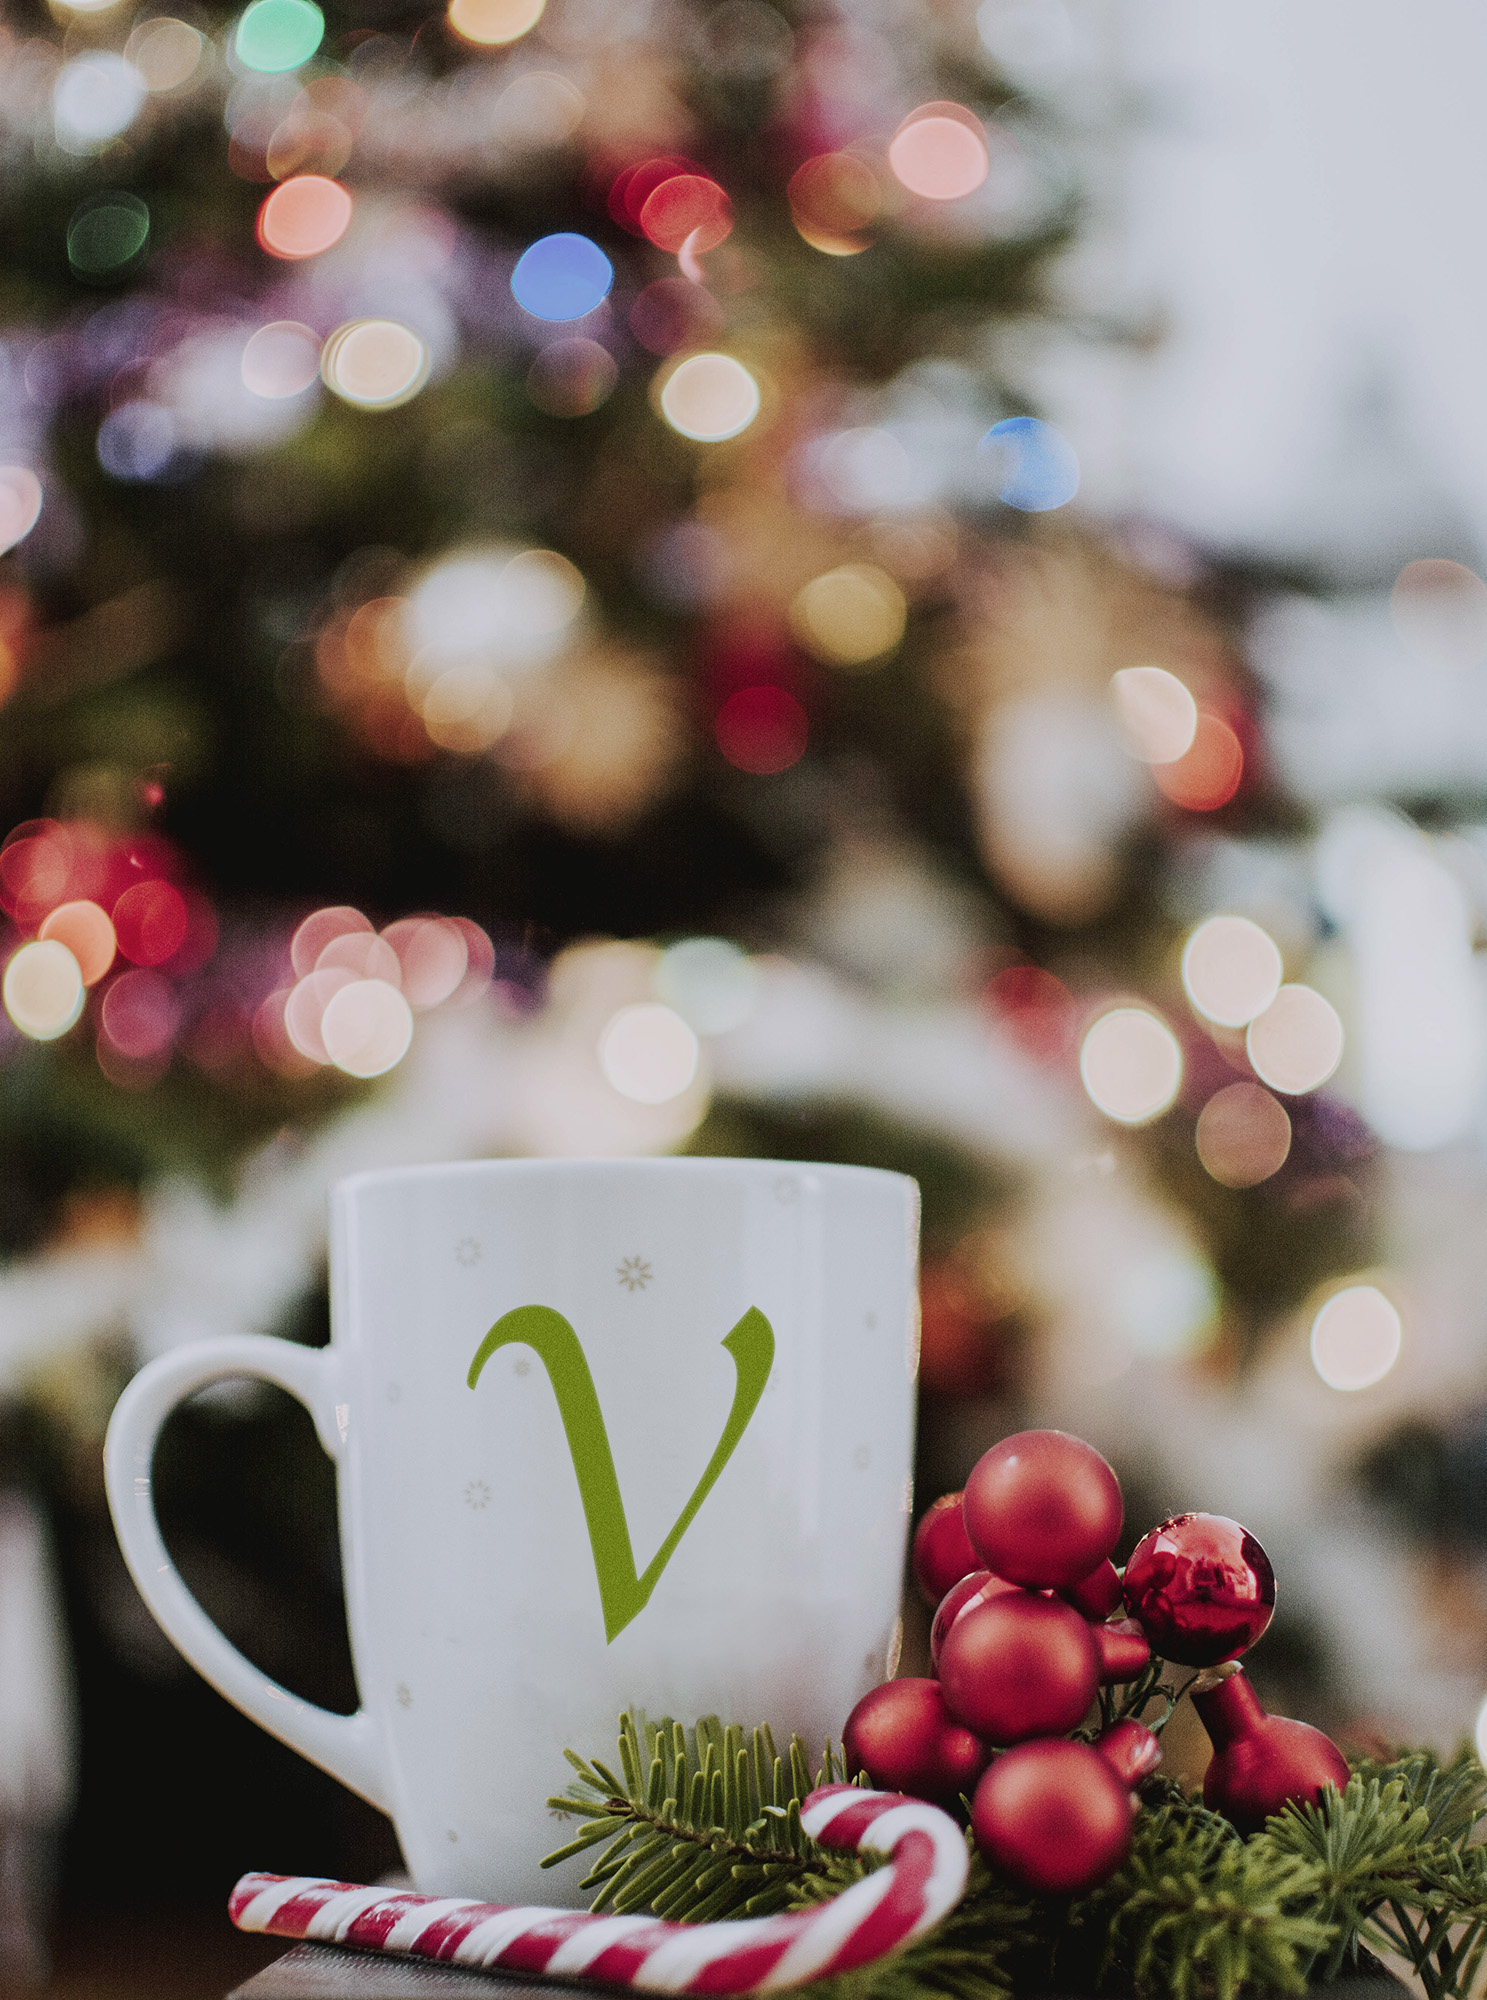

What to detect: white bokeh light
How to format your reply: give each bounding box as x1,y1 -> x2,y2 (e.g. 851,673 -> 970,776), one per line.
4,941 -> 85,1041
1080,1007 -> 1182,1124
653,937 -> 759,1035
599,1002 -> 699,1103
1111,666 -> 1199,764
1246,984 -> 1344,1094
1181,915 -> 1284,1028
54,53 -> 146,151
320,978 -> 414,1077
1310,1284 -> 1402,1391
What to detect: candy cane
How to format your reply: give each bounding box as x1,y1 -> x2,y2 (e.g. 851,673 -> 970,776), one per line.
230,1784 -> 969,1995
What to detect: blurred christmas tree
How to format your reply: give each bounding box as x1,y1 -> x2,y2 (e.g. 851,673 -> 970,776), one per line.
0,0 -> 1399,1960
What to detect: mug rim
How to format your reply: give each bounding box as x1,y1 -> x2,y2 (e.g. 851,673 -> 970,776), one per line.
334,1156 -> 917,1199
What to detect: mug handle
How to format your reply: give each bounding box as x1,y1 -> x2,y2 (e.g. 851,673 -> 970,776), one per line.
104,1335 -> 390,1813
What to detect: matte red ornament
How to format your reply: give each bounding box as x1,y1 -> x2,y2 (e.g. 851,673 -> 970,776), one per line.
938,1592 -> 1099,1744
971,1739 -> 1133,1894
912,1492 -> 980,1606
929,1569 -> 1021,1669
842,1678 -> 990,1805
1094,1719 -> 1162,1788
1193,1668 -> 1350,1836
1122,1513 -> 1276,1667
963,1431 -> 1123,1589
1061,1558 -> 1125,1621
1093,1618 -> 1151,1684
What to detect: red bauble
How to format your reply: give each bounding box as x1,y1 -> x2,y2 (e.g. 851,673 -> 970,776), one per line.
1123,1513 -> 1276,1667
1094,1719 -> 1162,1788
972,1739 -> 1133,1894
1093,1618 -> 1151,1684
912,1492 -> 980,1606
938,1592 -> 1099,1744
1193,1669 -> 1349,1836
842,1678 -> 990,1805
963,1431 -> 1123,1590
929,1569 -> 1021,1669
1062,1559 -> 1125,1622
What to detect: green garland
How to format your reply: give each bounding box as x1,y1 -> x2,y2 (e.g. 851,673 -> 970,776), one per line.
544,1711 -> 1487,2000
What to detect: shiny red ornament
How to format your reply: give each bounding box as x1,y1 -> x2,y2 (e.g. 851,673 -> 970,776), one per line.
938,1591 -> 1099,1744
929,1570 -> 1026,1669
971,1739 -> 1134,1894
1061,1558 -> 1125,1622
1094,1718 -> 1162,1788
1122,1513 -> 1276,1667
963,1431 -> 1123,1590
842,1678 -> 990,1806
912,1492 -> 980,1605
1093,1618 -> 1151,1684
1193,1668 -> 1349,1836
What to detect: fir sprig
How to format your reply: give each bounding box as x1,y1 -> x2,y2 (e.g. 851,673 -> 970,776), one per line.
545,1714 -> 1487,2000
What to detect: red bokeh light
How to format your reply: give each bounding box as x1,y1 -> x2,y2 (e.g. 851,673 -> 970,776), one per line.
985,964 -> 1076,1065
608,156 -> 701,233
256,175 -> 353,260
112,880 -> 189,965
1153,710 -> 1245,812
0,823 -> 72,925
715,685 -> 809,775
637,175 -> 733,254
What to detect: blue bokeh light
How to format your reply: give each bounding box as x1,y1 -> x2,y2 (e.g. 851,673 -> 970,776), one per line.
511,234 -> 614,323
980,415 -> 1080,512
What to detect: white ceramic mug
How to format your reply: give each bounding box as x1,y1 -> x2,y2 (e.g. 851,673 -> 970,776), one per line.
105,1158 -> 919,1902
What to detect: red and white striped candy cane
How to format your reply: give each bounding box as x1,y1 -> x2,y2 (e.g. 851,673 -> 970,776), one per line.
230,1784 -> 969,1994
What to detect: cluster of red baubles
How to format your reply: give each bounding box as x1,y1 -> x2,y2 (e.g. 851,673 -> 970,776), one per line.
843,1431 -> 1349,1896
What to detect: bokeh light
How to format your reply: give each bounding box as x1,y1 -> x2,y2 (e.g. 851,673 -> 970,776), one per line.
1080,1007 -> 1182,1124
526,339 -> 618,418
653,937 -> 758,1034
638,176 -> 732,255
39,901 -> 116,986
1181,915 -> 1283,1027
54,53 -> 146,152
1111,665 -> 1198,764
599,1001 -> 699,1102
113,880 -> 187,965
715,685 -> 807,774
242,322 -> 322,398
322,321 -> 430,409
1391,558 -> 1487,669
1152,710 -> 1244,810
629,279 -> 723,356
888,104 -> 990,200
67,195 -> 150,281
317,931 -> 401,983
126,18 -> 204,90
986,963 -> 1076,1064
101,969 -> 179,1060
381,917 -> 468,1008
321,978 -> 414,1077
1246,984 -> 1344,1094
511,235 -> 613,322
256,176 -> 352,259
291,907 -> 369,976
0,824 -> 73,926
285,967 -> 353,1062
980,416 -> 1079,511
0,469 -> 43,557
658,354 -> 760,441
235,0 -> 324,72
4,941 -> 84,1041
1195,1082 -> 1292,1188
789,565 -> 906,669
787,153 -> 881,253
405,547 -> 583,673
448,0 -> 544,37
97,404 -> 177,483
420,663 -> 514,751
1310,1284 -> 1401,1391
